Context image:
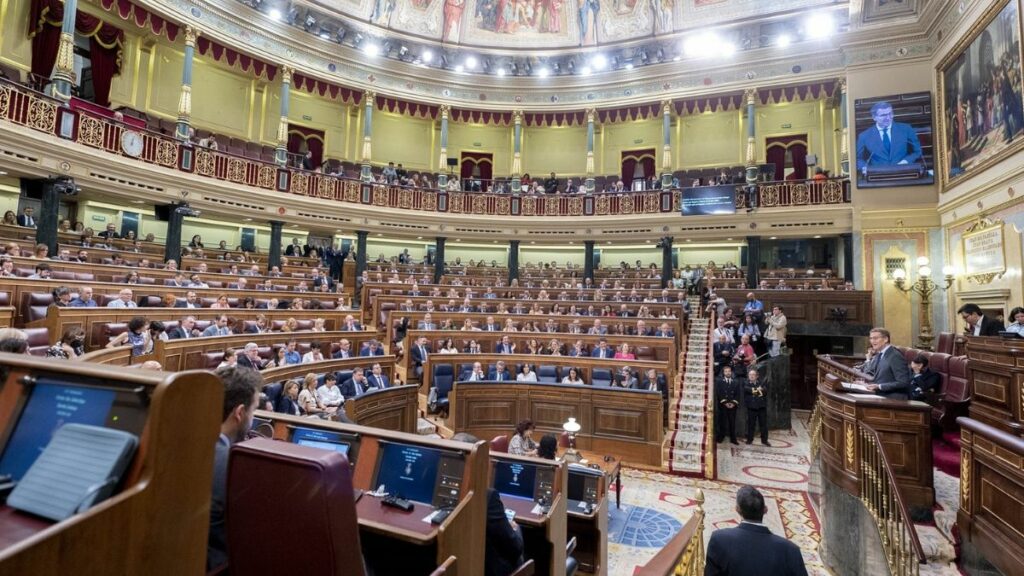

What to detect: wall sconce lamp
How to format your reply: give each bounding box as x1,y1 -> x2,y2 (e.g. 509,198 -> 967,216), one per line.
891,256 -> 956,350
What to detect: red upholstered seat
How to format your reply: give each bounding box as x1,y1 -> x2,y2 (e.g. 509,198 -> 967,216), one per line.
937,356 -> 971,430
24,327 -> 51,356
227,438 -> 365,576
935,332 -> 955,355
491,435 -> 510,453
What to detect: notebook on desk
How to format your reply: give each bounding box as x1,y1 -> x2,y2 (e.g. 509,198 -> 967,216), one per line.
841,382 -> 872,392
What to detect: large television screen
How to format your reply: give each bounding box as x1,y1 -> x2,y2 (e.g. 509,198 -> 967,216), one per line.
680,185 -> 736,216
854,92 -> 935,188
0,380 -> 147,481
492,460 -> 538,500
373,441 -> 449,505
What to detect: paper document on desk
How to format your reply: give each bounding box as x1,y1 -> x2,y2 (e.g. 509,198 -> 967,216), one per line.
841,382 -> 872,392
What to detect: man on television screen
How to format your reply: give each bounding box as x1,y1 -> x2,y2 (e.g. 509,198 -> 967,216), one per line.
856,101 -> 922,177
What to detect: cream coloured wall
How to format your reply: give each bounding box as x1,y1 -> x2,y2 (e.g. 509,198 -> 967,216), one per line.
445,245 -> 509,264
372,112 -> 434,170
0,0 -> 33,73
521,246 -> 586,266
447,123 -> 512,176
287,91 -> 353,160
749,100 -> 827,173
0,179 -> 21,216
678,110 -> 743,169
522,125 -> 587,176
599,119 -> 661,176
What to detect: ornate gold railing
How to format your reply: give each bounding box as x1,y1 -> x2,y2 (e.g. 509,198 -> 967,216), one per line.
809,399 -> 823,457
0,78 -> 851,217
636,489 -> 705,576
858,426 -> 926,576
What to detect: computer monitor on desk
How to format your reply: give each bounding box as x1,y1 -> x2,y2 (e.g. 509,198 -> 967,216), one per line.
371,440 -> 465,508
0,376 -> 149,482
492,459 -> 556,506
289,425 -> 360,463
567,465 -> 603,514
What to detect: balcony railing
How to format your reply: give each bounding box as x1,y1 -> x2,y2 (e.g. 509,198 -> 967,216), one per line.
0,79 -> 851,217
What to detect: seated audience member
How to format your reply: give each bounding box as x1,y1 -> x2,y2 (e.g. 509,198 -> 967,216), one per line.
655,322 -> 674,337
299,373 -> 328,418
274,380 -> 303,415
614,342 -> 636,360
591,338 -> 614,358
301,341 -> 325,364
207,366 -> 261,570
1007,306 -> 1024,336
464,361 -> 487,381
537,434 -> 558,461
168,316 -> 198,339
340,367 -> 371,399
489,360 -> 511,382
217,348 -> 238,369
705,485 -> 807,576
368,363 -> 390,389
332,338 -> 353,359
614,366 -> 638,389
316,373 -> 344,413
107,288 -> 138,308
958,303 -> 1005,336
341,314 -> 362,331
202,315 -> 231,337
106,316 -> 151,356
27,263 -> 51,279
237,342 -> 274,370
47,326 -> 85,359
361,339 -> 385,356
909,354 -> 941,401
247,314 -> 270,334
516,363 -> 538,383
509,420 -> 538,456
561,367 -> 585,385
52,286 -> 72,307
0,328 -> 29,354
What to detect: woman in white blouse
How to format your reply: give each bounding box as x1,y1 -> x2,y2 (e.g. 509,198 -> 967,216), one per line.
561,367 -> 585,385
508,420 -> 538,456
517,363 -> 538,382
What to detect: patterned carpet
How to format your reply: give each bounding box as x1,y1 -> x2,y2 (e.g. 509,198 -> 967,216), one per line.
607,411 -> 962,575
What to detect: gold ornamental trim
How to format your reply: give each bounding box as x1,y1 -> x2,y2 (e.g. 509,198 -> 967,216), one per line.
290,171 -> 309,194
844,421 -> 855,469
342,180 -> 360,202
0,85 -> 10,119
195,149 -> 215,176
156,139 -> 177,167
959,451 -> 970,510
77,115 -> 104,147
28,99 -> 57,133
54,32 -> 76,81
281,66 -> 293,84
227,158 -> 246,183
177,84 -> 192,119
257,165 -> 276,189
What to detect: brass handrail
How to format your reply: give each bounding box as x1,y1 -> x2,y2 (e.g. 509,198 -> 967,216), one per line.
858,425 -> 926,575
809,398 -> 823,457
636,489 -> 705,576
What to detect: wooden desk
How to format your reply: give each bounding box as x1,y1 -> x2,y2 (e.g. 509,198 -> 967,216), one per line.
963,336 -> 1024,435
563,459 -> 612,576
817,382 -> 934,511
256,412 -> 489,576
0,357 -> 221,575
449,376 -> 664,466
570,450 -> 622,511
489,454 -> 568,576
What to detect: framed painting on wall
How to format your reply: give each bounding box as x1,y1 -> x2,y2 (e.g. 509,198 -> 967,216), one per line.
937,0 -> 1024,189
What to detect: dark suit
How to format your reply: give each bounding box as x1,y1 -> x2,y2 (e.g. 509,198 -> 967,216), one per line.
743,378 -> 768,443
368,373 -> 390,389
911,369 -> 941,401
590,347 -> 614,359
16,214 -> 35,228
864,346 -> 912,400
705,522 -> 807,576
714,342 -> 735,373
715,376 -> 741,443
488,369 -> 511,382
856,122 -> 923,172
331,349 -> 352,359
496,343 -> 515,354
340,378 -> 371,400
971,315 -> 1005,336
274,395 -> 302,416
207,434 -> 231,570
236,354 -> 266,371
167,326 -> 195,340
411,345 -> 430,377
485,488 -> 524,576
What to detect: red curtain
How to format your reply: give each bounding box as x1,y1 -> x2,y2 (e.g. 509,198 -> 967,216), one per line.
620,157 -> 637,186
621,148 -> 655,185
28,0 -> 123,105
287,125 -> 326,168
789,142 -> 808,180
460,152 -> 493,186
765,135 -> 808,181
766,145 -> 787,181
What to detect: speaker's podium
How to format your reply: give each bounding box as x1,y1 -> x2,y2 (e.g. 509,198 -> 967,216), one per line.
816,360 -> 934,514
0,354 -> 223,575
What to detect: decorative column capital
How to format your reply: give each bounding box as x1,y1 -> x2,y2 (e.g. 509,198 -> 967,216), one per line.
586,108 -> 597,123
280,66 -> 293,84
513,109 -> 523,124
364,90 -> 376,104
838,77 -> 847,95
440,103 -> 450,119
184,25 -> 200,47
661,100 -> 673,115
744,88 -> 758,106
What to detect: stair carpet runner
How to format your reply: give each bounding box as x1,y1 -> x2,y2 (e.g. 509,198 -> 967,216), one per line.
666,301 -> 712,474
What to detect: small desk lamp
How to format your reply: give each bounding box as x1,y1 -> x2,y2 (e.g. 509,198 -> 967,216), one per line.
562,417 -> 582,463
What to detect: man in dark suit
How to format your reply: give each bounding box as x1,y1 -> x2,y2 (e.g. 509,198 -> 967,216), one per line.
744,368 -> 769,446
167,316 -> 198,340
283,238 -> 304,257
705,485 -> 807,576
488,360 -> 510,382
236,343 -> 272,371
483,316 -> 500,331
715,365 -> 741,445
713,334 -> 735,375
174,291 -> 200,309
331,339 -> 353,359
368,363 -> 390,389
590,338 -> 614,358
496,335 -> 516,354
855,101 -> 923,177
957,303 -> 1005,336
340,367 -> 371,400
16,207 -> 35,228
862,327 -> 912,400
410,336 -> 431,378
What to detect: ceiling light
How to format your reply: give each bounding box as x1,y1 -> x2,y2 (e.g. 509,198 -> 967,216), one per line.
814,235 -> 822,238
417,236 -> 423,239
319,32 -> 331,39
421,49 -> 433,63
580,66 -> 591,76
624,63 -> 634,70
673,55 -> 681,62
777,34 -> 792,48
268,8 -> 282,20
591,54 -> 607,70
465,56 -> 478,69
720,42 -> 736,56
769,236 -> 777,240
805,13 -> 834,38
454,64 -> 464,73
496,67 -> 506,77
537,67 -> 550,78
363,43 -> 380,57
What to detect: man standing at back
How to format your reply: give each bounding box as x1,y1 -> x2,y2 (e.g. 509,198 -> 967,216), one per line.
208,366 -> 260,571
705,485 -> 807,576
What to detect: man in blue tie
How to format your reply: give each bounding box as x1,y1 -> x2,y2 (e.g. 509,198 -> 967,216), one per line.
411,336 -> 430,378
855,101 -> 923,178
341,367 -> 369,399
590,338 -> 613,358
489,360 -> 510,382
369,363 -> 390,389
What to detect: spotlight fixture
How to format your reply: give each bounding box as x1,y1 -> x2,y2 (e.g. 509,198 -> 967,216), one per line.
464,55 -> 478,69
363,42 -> 380,57
174,202 -> 200,217
777,34 -> 792,47
537,66 -> 550,78
398,45 -> 409,57
454,64 -> 464,73
421,49 -> 433,63
624,62 -> 634,70
285,7 -> 299,24
268,8 -> 282,20
579,66 -> 592,76
303,14 -> 316,30
496,67 -> 506,77
805,13 -> 834,38
49,176 -> 79,196
591,54 -> 607,70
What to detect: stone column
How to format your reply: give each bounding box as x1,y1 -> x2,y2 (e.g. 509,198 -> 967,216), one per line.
434,237 -> 446,284
175,26 -> 199,140
438,104 -> 450,190
660,236 -> 673,288
355,230 -> 368,279
746,236 -> 761,289
508,240 -> 520,285
661,100 -> 673,188
268,220 -> 284,271
584,240 -> 595,281
839,79 -> 849,176
274,67 -> 293,166
744,88 -> 758,185
361,90 -> 375,182
163,205 -> 184,266
510,110 -> 523,192
49,0 -> 78,101
585,108 -> 596,193
36,179 -> 61,256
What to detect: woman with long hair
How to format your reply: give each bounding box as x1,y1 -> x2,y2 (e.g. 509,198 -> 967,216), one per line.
509,419 -> 538,456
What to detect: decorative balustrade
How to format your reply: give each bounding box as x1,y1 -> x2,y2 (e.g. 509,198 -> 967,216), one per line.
0,79 -> 851,217
636,489 -> 705,575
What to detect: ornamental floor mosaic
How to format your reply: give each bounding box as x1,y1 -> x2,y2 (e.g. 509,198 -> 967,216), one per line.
607,411 -> 962,575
